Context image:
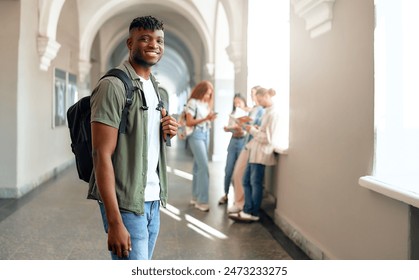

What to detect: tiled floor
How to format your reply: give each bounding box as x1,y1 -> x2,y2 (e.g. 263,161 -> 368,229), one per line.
0,138 -> 308,260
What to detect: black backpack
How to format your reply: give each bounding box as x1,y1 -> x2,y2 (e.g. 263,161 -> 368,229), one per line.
67,68 -> 135,182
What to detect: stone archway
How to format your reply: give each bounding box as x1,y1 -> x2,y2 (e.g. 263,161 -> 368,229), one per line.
37,0 -> 65,71
78,0 -> 213,85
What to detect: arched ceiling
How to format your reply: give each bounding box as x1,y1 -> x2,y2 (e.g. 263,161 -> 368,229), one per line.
105,19 -> 195,96
76,0 -> 215,98
37,0 -> 248,115
78,0 -> 214,83
39,0 -> 248,93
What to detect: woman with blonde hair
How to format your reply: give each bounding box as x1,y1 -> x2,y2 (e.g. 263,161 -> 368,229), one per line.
229,87 -> 279,222
185,80 -> 217,211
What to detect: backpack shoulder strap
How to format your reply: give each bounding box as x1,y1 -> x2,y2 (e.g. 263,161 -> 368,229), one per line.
100,68 -> 135,134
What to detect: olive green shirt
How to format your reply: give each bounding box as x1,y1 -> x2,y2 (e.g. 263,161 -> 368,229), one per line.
88,61 -> 168,214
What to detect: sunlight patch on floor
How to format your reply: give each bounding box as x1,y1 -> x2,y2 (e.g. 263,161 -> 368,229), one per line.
160,207 -> 182,221
167,165 -> 193,181
187,223 -> 214,240
185,214 -> 228,240
160,203 -> 228,240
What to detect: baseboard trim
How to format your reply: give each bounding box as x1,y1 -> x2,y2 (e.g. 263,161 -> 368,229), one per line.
0,160 -> 74,199
274,211 -> 325,260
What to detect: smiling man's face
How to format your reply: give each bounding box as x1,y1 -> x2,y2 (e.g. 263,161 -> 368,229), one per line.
127,27 -> 165,68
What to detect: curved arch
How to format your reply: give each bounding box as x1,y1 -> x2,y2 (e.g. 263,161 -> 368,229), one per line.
164,27 -> 198,69
38,0 -> 65,39
100,25 -> 197,76
79,0 -> 213,70
102,28 -> 128,72
219,0 -> 244,43
37,0 -> 65,70
101,25 -> 196,90
217,0 -> 247,74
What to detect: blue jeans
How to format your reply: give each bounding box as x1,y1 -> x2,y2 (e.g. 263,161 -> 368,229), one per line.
188,127 -> 210,204
99,201 -> 160,260
224,137 -> 245,194
242,163 -> 265,217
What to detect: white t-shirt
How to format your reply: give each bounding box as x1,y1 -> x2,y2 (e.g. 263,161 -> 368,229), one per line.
139,76 -> 161,201
186,98 -> 210,130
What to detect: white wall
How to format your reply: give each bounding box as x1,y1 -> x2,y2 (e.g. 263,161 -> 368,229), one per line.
274,0 -> 409,259
0,0 -> 79,198
0,1 -> 19,196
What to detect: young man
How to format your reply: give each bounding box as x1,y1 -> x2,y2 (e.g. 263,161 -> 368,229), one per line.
88,16 -> 178,260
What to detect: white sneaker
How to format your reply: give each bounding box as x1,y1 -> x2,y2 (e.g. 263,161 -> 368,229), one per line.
194,203 -> 210,212
227,205 -> 242,213
239,211 -> 259,221
229,211 -> 259,222
190,199 -> 197,206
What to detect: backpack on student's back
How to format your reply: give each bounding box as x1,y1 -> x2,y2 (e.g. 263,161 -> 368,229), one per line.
177,104 -> 196,140
67,68 -> 135,182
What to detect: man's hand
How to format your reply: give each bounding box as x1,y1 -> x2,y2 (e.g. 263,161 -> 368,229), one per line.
107,223 -> 132,258
161,108 -> 179,141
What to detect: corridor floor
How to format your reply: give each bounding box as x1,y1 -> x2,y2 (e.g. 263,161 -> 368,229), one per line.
0,138 -> 308,260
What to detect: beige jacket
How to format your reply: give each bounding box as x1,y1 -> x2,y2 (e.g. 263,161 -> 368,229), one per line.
246,104 -> 280,166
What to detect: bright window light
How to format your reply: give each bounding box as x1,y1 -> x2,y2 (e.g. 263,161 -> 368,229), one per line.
247,0 -> 290,151
374,0 -> 419,193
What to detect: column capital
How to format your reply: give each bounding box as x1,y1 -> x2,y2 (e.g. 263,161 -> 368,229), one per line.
226,41 -> 243,73
37,36 -> 61,71
292,0 -> 336,38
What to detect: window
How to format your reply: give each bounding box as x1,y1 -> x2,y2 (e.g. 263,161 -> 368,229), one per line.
361,0 -> 419,204
247,0 -> 290,152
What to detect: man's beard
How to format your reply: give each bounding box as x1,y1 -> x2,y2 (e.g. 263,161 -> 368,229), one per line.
132,51 -> 159,68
